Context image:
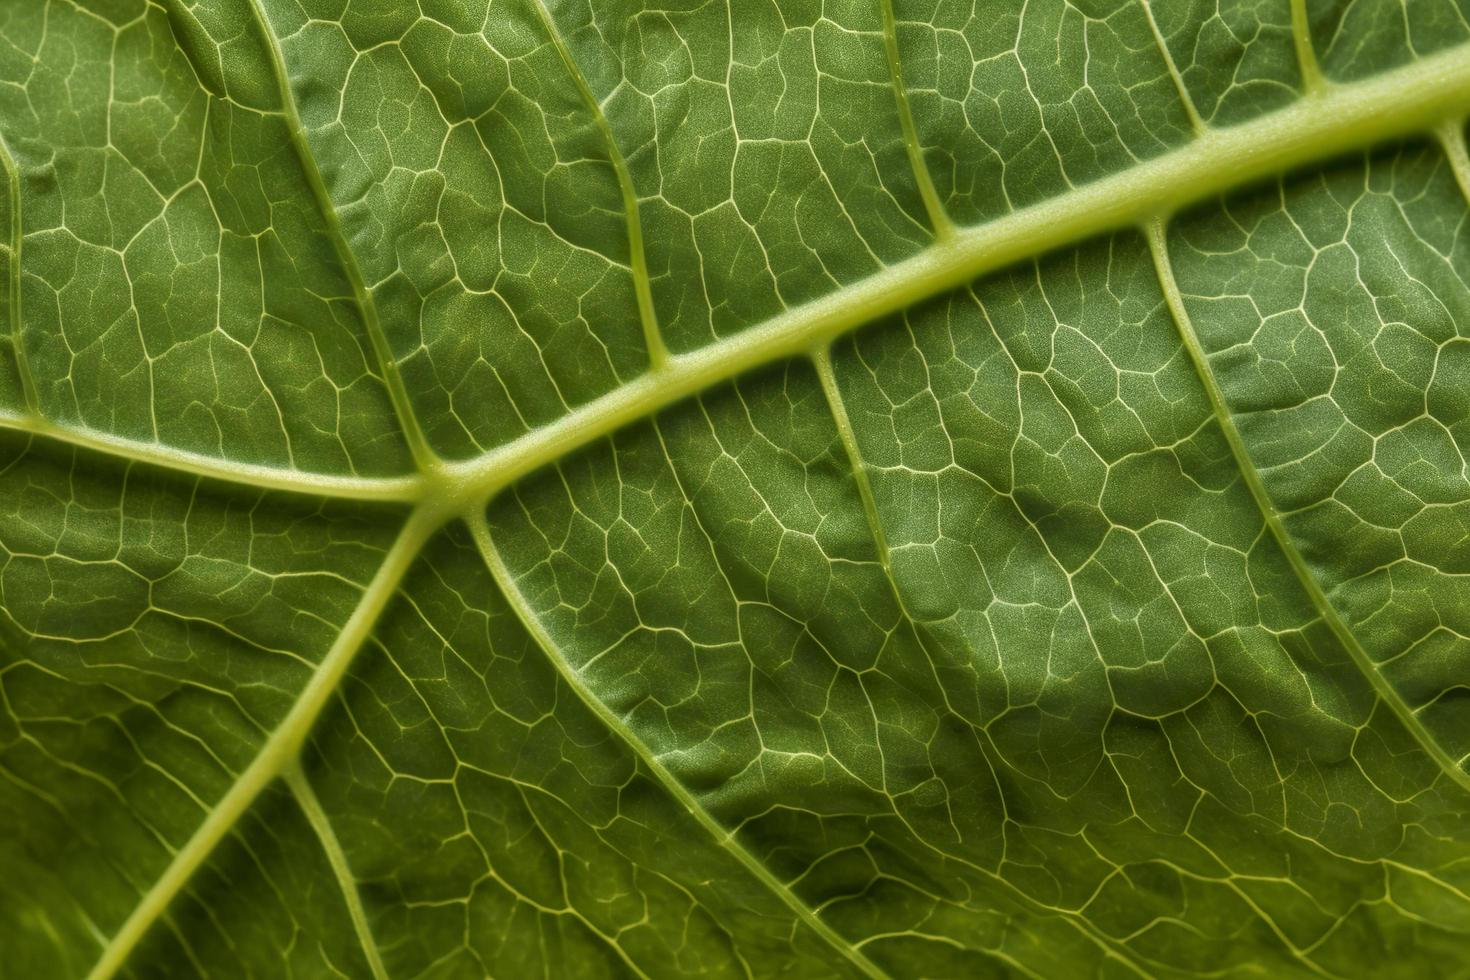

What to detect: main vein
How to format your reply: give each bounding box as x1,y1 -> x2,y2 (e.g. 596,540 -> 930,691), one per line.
439,44 -> 1470,508
1145,221 -> 1470,796
6,48 -> 1469,510
466,513 -> 892,980
85,507 -> 440,980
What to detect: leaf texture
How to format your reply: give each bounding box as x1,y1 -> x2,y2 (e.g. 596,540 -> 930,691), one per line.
2,2 -> 1470,978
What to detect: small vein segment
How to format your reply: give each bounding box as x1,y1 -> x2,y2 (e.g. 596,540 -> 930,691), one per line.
1291,0 -> 1326,93
526,0 -> 669,368
466,512 -> 891,980
880,0 -> 953,237
1145,220 -> 1470,795
812,348 -> 1155,978
243,0 -> 437,470
85,507 -> 441,980
0,134 -> 36,415
284,763 -> 390,980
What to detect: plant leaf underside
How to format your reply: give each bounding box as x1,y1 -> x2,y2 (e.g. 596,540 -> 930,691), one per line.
3,2 -> 1470,978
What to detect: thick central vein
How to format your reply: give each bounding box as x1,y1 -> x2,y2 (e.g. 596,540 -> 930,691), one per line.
4,49 -> 1467,510
439,45 -> 1470,507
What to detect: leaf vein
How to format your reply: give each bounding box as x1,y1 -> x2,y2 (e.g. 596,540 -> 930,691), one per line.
1145,219 -> 1470,796
880,0 -> 953,237
84,507 -> 439,980
812,347 -> 1158,978
243,0 -> 436,472
284,763 -> 391,980
442,46 -> 1470,510
525,0 -> 670,370
0,412 -> 424,501
0,133 -> 35,416
466,511 -> 892,980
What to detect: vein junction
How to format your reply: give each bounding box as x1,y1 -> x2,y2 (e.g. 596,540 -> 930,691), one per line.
7,45 -> 1468,516
52,33 -> 1470,980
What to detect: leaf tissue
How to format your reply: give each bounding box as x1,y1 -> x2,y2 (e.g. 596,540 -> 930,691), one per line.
3,0 -> 1470,977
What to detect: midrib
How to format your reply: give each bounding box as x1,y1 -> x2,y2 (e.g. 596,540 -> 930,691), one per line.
42,38 -> 1470,980
4,46 -> 1469,511
436,43 -> 1470,505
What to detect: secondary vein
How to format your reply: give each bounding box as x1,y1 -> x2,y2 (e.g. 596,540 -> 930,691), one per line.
525,0 -> 670,369
880,0 -> 954,237
84,507 -> 440,980
284,763 -> 390,980
1437,117 -> 1470,205
1290,0 -> 1327,94
466,512 -> 892,980
0,411 -> 425,501
811,347 -> 1157,979
1145,220 -> 1470,797
438,43 -> 1470,508
244,0 -> 438,472
0,133 -> 35,415
1136,0 -> 1206,136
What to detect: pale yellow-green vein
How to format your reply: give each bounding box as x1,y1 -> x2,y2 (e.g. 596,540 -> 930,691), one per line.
1145,219 -> 1470,797
467,512 -> 893,980
85,507 -> 440,980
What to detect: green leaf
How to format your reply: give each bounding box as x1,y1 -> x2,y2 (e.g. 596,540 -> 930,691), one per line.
2,1 -> 1470,977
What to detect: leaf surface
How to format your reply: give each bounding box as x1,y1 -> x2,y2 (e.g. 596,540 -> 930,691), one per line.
3,1 -> 1470,978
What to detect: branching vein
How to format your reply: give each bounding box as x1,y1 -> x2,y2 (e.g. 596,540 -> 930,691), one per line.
84,507 -> 438,980
284,763 -> 390,980
1146,219 -> 1470,795
466,511 -> 892,980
